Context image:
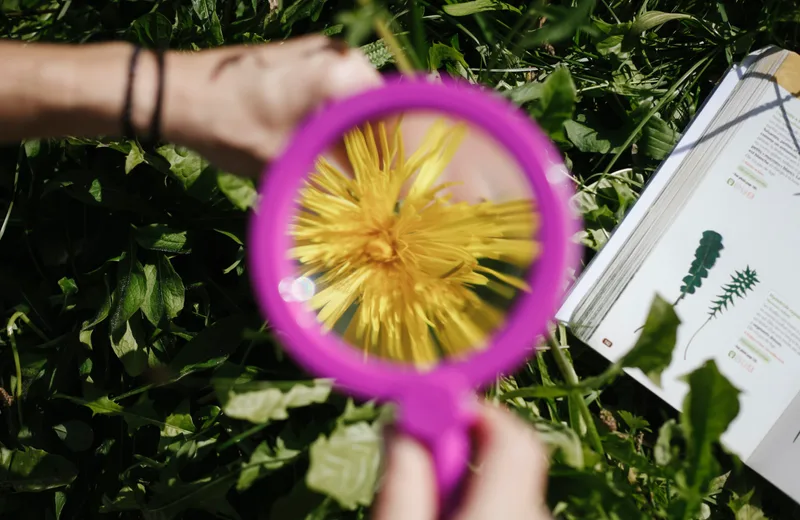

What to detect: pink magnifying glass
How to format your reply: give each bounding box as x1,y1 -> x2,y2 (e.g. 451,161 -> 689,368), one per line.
248,75 -> 581,517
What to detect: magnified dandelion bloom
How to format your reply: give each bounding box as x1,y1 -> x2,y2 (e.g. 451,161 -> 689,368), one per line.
289,117 -> 540,368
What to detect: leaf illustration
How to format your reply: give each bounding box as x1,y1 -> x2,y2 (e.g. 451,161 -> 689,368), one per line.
707,266 -> 759,319
683,266 -> 760,360
676,230 -> 724,305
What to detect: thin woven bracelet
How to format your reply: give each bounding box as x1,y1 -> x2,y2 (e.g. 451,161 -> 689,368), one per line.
121,45 -> 142,140
140,48 -> 165,150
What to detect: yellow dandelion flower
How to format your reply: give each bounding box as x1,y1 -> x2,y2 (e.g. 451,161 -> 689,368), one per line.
289,118 -> 541,368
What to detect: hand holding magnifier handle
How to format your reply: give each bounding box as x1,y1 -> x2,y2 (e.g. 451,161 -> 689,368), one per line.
248,76 -> 580,520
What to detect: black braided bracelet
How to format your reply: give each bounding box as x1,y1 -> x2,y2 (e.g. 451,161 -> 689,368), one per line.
121,45 -> 142,141
122,45 -> 165,148
141,48 -> 165,150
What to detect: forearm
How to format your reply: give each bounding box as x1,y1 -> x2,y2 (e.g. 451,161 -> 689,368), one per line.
0,40 -> 189,144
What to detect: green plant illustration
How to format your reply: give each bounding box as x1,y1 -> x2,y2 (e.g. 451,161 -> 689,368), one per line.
683,266 -> 760,360
635,230 -> 724,333
675,230 -> 724,305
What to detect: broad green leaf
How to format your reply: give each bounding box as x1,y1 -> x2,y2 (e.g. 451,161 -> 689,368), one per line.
192,0 -> 216,21
504,82 -> 545,105
209,10 -> 225,46
340,399 -> 381,425
602,435 -> 662,476
596,34 -> 625,56
428,43 -> 469,76
218,379 -> 333,424
125,143 -> 145,174
0,447 -> 77,492
81,274 -> 112,331
124,397 -> 160,433
281,0 -> 327,27
144,472 -> 240,520
57,277 -> 78,297
168,314 -> 257,379
640,113 -> 680,160
142,254 -> 185,327
521,0 -> 597,47
100,484 -> 146,513
131,12 -> 173,47
156,144 -> 210,190
533,420 -> 585,469
158,400 -> 197,452
110,319 -> 148,377
52,420 -> 94,452
237,439 -> 301,492
618,410 -> 649,432
306,422 -> 381,509
337,8 -> 378,47
564,119 -> 626,154
88,178 -> 103,202
654,419 -> 680,467
68,394 -> 124,416
733,503 -> 768,520
441,0 -> 520,16
109,250 -> 147,334
217,172 -> 257,211
529,66 -> 577,141
729,489 -> 769,520
671,361 -> 741,519
133,225 -> 190,254
619,294 -> 680,386
683,360 -> 741,466
57,394 -> 195,439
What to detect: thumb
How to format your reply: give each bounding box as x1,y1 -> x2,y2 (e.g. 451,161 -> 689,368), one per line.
318,49 -> 384,100
307,49 -> 384,173
372,433 -> 437,520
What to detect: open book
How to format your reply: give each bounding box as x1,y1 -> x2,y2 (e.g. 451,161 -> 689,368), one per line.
556,46 -> 800,503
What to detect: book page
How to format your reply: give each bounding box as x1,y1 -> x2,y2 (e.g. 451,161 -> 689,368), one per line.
582,77 -> 800,464
556,47 -> 779,325
748,391 -> 800,502
555,63 -> 746,323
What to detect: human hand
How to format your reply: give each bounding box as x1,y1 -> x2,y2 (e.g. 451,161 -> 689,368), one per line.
161,35 -> 383,177
373,402 -> 552,520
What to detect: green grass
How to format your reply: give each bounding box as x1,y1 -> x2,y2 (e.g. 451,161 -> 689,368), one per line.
1,0 -> 800,518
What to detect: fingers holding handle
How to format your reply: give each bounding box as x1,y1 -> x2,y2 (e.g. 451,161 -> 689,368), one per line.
373,402 -> 552,520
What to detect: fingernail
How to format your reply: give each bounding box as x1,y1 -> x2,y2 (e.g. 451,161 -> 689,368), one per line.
325,38 -> 350,56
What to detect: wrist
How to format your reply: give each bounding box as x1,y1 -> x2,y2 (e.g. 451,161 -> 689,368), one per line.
43,42 -> 133,139
56,43 -> 193,144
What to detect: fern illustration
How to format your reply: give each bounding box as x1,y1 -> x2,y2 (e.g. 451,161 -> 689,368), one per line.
682,266 -> 760,360
675,230 -> 724,305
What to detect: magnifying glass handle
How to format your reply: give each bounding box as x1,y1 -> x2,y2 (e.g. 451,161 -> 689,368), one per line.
427,423 -> 474,517
396,376 -> 478,518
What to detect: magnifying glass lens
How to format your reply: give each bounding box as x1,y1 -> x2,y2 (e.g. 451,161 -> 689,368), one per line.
284,110 -> 540,369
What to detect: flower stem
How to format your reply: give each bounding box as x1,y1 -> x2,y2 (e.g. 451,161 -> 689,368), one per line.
550,324 -> 604,455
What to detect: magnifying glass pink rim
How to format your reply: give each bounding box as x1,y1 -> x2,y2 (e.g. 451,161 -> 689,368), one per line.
247,75 -> 581,403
